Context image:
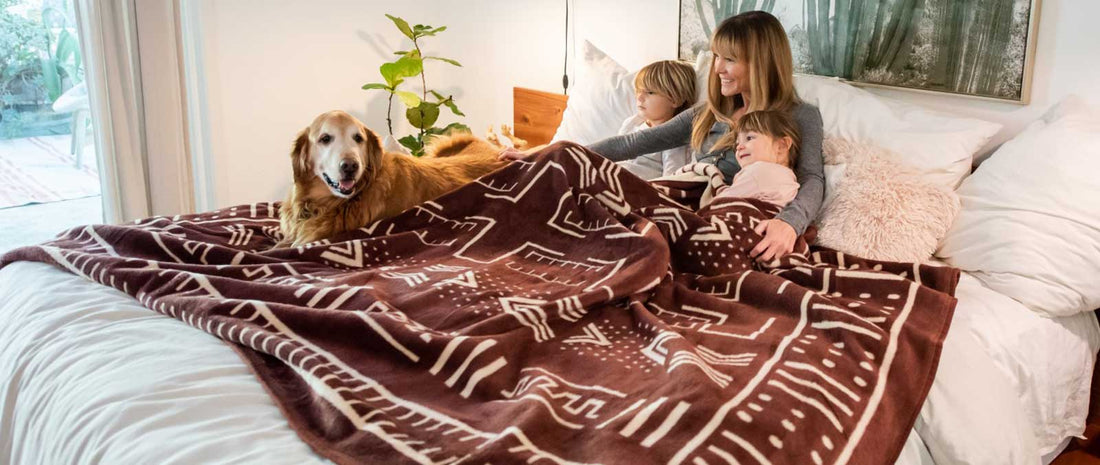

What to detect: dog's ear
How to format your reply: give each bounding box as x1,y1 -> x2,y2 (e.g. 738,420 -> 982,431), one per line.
363,127 -> 383,164
291,128 -> 311,181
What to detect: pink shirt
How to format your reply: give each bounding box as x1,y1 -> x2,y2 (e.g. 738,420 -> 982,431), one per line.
714,162 -> 800,207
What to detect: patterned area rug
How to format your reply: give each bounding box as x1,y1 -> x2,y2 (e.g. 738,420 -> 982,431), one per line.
0,135 -> 100,209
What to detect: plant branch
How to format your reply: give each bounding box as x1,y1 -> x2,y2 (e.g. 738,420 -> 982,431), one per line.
386,93 -> 394,135
414,37 -> 427,143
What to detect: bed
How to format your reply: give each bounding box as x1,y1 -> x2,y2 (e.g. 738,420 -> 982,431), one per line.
1,258 -> 1095,465
3,47 -> 1099,465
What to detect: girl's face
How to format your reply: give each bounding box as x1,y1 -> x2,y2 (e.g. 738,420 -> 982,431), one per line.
713,52 -> 749,97
735,130 -> 790,167
635,89 -> 678,125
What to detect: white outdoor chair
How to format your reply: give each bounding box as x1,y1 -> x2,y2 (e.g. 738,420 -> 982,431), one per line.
51,81 -> 90,169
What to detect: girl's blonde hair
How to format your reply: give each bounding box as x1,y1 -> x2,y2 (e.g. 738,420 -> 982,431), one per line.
736,110 -> 800,169
691,11 -> 799,154
634,60 -> 697,114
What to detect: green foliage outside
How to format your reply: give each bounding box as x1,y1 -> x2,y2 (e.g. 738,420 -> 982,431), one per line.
0,0 -> 82,139
361,14 -> 468,157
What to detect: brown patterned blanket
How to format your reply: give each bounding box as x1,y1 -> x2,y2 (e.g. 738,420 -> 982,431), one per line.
1,143 -> 957,465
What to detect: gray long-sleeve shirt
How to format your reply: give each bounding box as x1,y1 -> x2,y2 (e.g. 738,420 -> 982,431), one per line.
588,103 -> 825,235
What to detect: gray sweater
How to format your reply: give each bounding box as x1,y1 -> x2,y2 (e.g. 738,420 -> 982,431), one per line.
588,103 -> 825,235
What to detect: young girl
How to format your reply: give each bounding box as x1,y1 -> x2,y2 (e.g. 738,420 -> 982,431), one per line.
616,60 -> 697,179
712,110 -> 801,207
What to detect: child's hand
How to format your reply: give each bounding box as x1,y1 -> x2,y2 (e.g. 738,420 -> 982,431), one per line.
498,147 -> 528,161
750,218 -> 796,262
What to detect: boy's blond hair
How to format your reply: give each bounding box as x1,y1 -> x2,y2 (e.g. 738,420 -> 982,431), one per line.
735,110 -> 801,169
634,60 -> 697,114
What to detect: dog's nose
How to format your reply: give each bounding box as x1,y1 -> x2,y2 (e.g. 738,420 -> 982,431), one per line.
339,159 -> 358,178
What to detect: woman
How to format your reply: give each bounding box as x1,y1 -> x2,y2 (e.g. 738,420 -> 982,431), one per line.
503,11 -> 824,263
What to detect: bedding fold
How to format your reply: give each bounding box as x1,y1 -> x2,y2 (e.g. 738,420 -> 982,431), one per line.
1,142 -> 958,465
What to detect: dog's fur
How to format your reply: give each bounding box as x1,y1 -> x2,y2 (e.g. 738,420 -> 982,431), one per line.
278,110 -> 507,247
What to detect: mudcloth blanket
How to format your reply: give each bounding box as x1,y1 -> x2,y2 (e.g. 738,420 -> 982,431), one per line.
1,143 -> 958,465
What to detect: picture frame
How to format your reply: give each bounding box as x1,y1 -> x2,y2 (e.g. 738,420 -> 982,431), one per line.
678,0 -> 1042,104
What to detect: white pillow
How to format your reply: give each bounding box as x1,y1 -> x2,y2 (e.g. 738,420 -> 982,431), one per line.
551,41 -> 638,145
794,75 -> 1002,190
552,43 -> 712,145
936,96 -> 1100,317
950,273 -> 1100,455
692,50 -> 710,106
815,138 -> 959,263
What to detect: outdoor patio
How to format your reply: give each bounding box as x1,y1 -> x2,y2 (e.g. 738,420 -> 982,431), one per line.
0,134 -> 102,254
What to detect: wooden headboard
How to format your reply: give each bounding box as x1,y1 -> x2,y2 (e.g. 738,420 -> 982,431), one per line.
513,87 -> 568,147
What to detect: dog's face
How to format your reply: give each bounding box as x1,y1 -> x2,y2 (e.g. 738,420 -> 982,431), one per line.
292,111 -> 382,199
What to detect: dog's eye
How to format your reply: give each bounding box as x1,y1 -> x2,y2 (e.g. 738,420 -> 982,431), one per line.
353,133 -> 364,144
319,134 -> 333,145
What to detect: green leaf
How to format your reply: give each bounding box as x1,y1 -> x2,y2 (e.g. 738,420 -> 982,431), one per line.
440,98 -> 464,117
394,90 -> 421,107
379,55 -> 422,87
428,90 -> 445,101
40,58 -> 60,101
418,26 -> 446,37
361,82 -> 390,91
442,122 -> 471,135
406,102 -> 440,129
425,56 -> 462,67
398,135 -> 421,152
386,14 -> 414,40
55,29 -> 77,65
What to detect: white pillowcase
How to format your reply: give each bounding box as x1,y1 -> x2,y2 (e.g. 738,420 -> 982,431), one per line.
815,138 -> 959,263
794,75 -> 1002,190
937,96 -> 1100,317
552,42 -> 711,146
551,41 -> 639,145
949,272 -> 1100,455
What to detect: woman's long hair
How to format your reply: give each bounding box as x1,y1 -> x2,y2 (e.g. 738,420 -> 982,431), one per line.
691,11 -> 799,154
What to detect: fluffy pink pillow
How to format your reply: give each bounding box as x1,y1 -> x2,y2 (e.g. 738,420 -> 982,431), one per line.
814,138 -> 960,263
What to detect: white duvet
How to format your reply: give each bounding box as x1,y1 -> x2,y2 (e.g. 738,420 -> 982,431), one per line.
1,262 -> 1096,465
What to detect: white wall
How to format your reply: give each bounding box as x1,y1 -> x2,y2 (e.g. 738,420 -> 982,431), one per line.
190,0 -> 677,207
190,0 -> 1098,208
193,0 -> 442,206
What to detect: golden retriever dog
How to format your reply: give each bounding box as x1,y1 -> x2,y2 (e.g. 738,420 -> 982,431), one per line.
278,110 -> 507,247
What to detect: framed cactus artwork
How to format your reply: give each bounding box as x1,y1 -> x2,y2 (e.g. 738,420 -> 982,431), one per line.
679,0 -> 1042,103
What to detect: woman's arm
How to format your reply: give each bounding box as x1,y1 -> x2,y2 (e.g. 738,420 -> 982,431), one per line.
586,107 -> 696,162
774,104 -> 825,235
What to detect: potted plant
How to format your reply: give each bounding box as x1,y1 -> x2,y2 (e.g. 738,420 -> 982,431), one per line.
361,14 -> 469,157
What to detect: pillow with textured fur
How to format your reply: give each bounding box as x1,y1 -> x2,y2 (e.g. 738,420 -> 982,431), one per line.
814,137 -> 960,263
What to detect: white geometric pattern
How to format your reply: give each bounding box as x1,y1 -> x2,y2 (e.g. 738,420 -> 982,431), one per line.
5,145 -> 957,465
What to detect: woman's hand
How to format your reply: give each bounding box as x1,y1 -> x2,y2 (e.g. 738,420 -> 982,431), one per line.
751,218 -> 796,262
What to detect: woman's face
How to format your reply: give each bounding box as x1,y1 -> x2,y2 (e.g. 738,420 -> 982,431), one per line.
713,52 -> 749,97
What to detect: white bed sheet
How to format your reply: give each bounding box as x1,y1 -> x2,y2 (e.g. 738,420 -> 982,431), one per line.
1,261 -> 1095,465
